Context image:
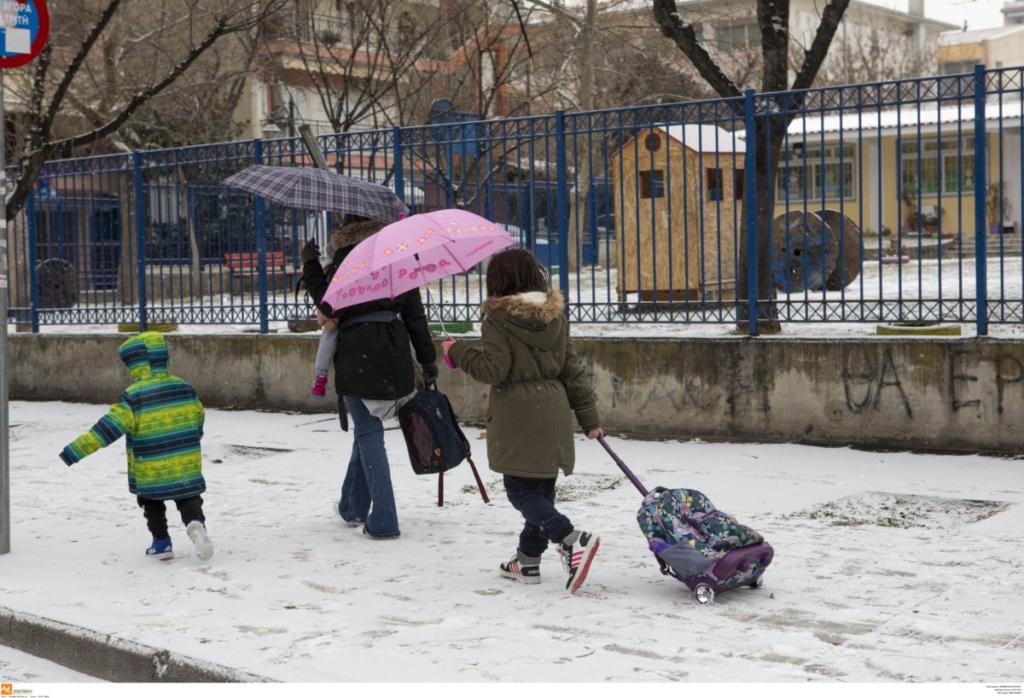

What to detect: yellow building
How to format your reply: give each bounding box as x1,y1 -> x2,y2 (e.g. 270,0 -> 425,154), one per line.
938,25 -> 1024,76
768,99 -> 1023,239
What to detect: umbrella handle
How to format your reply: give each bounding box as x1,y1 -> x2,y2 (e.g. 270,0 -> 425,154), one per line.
442,333 -> 457,369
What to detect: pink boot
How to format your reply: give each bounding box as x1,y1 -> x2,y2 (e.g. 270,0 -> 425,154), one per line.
311,374 -> 328,398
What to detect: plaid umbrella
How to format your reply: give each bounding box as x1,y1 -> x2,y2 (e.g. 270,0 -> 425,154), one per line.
222,165 -> 408,223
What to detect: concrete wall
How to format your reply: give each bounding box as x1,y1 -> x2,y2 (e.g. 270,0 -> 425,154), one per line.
9,333 -> 1024,454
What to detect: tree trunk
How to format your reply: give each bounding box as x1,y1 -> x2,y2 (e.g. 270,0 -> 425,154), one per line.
565,0 -> 595,273
177,166 -> 203,296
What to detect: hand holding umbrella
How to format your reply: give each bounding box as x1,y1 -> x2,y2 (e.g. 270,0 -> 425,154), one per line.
442,337 -> 458,369
321,209 -> 515,369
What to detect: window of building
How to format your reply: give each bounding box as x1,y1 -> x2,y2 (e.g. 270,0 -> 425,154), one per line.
900,136 -> 976,196
776,144 -> 856,201
715,23 -> 760,51
939,60 -> 976,76
640,170 -> 665,199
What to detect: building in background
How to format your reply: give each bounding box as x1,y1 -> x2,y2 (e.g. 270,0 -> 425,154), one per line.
233,0 -> 522,140
938,26 -> 1024,76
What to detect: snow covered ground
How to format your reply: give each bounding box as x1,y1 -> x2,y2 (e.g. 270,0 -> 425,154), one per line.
2,401 -> 1023,682
0,645 -> 101,682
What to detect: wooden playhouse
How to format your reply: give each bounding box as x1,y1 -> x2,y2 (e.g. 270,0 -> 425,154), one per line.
612,124 -> 744,303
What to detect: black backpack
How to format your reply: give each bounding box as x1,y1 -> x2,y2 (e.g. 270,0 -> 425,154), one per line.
397,387 -> 470,475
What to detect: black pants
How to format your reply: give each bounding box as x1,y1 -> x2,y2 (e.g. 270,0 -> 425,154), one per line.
137,495 -> 205,540
503,475 -> 574,558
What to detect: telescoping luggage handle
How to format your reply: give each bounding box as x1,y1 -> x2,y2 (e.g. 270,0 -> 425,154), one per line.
437,454 -> 490,507
597,436 -> 649,497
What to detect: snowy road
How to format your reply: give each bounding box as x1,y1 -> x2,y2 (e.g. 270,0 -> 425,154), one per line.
1,401 -> 1022,682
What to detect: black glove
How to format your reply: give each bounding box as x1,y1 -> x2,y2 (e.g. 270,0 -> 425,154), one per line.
421,362 -> 438,387
300,239 -> 321,265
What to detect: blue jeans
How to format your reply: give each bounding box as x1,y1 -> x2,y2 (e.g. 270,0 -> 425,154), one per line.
338,396 -> 400,537
503,475 -> 574,558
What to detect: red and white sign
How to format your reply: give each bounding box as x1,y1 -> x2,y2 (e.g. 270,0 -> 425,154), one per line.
0,0 -> 49,69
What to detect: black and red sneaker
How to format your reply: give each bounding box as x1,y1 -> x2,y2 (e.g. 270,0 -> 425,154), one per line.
559,531 -> 600,594
499,555 -> 541,584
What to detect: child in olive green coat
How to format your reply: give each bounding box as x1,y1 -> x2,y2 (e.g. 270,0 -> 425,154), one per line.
444,249 -> 603,594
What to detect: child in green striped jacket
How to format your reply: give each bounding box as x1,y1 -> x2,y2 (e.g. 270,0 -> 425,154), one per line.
60,331 -> 213,562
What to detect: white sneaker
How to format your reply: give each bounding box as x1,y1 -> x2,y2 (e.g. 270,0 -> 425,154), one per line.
186,521 -> 214,562
558,531 -> 600,594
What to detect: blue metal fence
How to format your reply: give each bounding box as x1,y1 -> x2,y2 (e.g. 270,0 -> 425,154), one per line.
5,65 -> 1024,333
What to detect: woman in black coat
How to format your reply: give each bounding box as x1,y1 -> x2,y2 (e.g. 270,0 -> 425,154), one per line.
301,220 -> 437,539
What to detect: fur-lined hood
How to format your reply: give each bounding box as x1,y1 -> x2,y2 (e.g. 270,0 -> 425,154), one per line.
482,288 -> 564,325
331,220 -> 384,252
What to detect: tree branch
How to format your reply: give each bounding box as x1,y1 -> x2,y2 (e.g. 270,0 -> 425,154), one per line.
651,0 -> 740,99
52,2 -> 283,153
41,0 -> 125,137
790,0 -> 851,91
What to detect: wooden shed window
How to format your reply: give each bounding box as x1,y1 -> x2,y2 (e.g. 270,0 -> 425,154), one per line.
706,168 -> 723,201
706,168 -> 743,201
640,170 -> 665,199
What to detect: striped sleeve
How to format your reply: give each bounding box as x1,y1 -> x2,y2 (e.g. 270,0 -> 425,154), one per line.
61,392 -> 135,465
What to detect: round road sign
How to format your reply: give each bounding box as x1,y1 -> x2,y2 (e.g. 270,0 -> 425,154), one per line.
0,0 -> 49,69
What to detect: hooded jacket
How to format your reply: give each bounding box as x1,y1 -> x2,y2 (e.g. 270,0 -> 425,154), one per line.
447,289 -> 599,478
302,221 -> 436,400
60,332 -> 206,501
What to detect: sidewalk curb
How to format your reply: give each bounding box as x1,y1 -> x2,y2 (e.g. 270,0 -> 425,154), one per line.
0,606 -> 272,682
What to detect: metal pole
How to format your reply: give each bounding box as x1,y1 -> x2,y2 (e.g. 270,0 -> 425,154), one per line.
973,64 -> 988,336
555,111 -> 570,313
254,139 -> 269,334
743,89 -> 760,336
1,75 -> 11,554
133,152 -> 148,330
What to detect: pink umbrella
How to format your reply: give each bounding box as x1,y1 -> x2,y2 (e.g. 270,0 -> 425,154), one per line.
321,208 -> 514,314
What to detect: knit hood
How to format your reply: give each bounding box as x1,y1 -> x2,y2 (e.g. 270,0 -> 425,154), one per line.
482,289 -> 565,351
117,331 -> 170,381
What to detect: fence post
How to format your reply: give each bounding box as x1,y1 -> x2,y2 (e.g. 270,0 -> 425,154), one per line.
392,127 -> 405,209
133,152 -> 148,331
555,111 -> 570,315
743,90 -> 759,336
973,64 -> 988,336
26,191 -> 38,332
254,138 -> 269,334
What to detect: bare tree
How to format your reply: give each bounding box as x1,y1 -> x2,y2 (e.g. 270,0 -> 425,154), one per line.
810,23 -> 937,86
281,1 -> 449,133
652,0 -> 852,328
5,0 -> 286,221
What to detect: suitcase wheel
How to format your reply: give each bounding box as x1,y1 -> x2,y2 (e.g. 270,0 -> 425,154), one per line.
693,583 -> 715,606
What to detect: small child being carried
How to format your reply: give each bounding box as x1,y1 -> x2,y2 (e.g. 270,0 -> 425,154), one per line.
307,220 -> 376,398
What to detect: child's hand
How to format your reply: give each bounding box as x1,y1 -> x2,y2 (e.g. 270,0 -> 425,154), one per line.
586,427 -> 605,440
442,337 -> 457,355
